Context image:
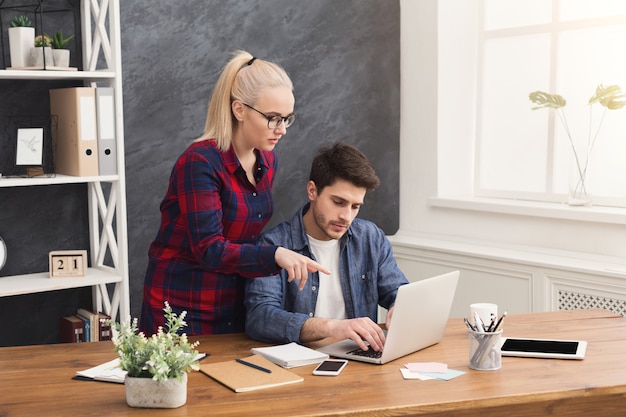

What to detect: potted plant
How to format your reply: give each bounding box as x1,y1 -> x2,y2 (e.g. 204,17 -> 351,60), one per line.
106,302 -> 200,409
529,84 -> 626,206
8,15 -> 35,68
30,34 -> 54,68
48,30 -> 74,68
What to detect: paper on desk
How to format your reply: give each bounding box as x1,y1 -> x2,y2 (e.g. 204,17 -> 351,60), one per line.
76,358 -> 126,383
401,368 -> 436,380
400,367 -> 465,381
76,353 -> 207,384
405,362 -> 448,373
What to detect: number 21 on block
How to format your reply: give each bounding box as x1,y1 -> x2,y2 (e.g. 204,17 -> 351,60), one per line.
49,250 -> 87,278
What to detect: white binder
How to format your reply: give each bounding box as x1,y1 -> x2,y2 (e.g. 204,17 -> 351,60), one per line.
95,87 -> 117,175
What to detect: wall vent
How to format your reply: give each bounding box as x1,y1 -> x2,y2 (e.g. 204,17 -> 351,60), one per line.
559,290 -> 626,316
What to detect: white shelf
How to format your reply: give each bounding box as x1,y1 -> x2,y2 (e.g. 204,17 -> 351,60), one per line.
0,0 -> 130,323
0,267 -> 122,297
0,174 -> 119,188
0,69 -> 115,81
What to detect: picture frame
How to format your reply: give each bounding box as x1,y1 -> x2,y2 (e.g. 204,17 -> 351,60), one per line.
15,127 -> 44,166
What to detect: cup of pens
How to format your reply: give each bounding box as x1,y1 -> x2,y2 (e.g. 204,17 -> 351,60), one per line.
468,328 -> 502,370
465,303 -> 506,371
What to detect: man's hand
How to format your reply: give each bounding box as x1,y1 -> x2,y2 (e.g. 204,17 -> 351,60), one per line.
275,247 -> 330,290
385,306 -> 395,329
301,317 -> 386,352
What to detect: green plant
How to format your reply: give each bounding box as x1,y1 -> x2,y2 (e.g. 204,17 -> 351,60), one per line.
106,302 -> 200,382
34,34 -> 52,47
529,84 -> 626,200
10,15 -> 32,27
47,30 -> 74,49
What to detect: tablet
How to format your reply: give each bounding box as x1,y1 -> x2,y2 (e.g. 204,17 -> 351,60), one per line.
499,337 -> 587,360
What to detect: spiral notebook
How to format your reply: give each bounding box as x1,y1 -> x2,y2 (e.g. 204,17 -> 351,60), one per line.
251,342 -> 328,368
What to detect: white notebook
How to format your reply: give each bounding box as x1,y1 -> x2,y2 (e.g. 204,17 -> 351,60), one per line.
251,342 -> 329,368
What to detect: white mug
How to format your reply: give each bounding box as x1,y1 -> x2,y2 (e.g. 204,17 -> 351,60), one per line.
470,303 -> 498,329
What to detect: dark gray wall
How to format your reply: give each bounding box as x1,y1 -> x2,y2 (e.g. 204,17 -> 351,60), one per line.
0,0 -> 400,345
122,0 -> 400,320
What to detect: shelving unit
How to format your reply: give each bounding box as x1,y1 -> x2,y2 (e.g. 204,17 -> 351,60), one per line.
0,0 -> 129,321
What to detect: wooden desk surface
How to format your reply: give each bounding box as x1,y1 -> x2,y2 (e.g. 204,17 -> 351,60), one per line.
2,309 -> 626,417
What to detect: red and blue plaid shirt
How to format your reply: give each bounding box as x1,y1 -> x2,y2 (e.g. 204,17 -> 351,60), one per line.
140,140 -> 281,335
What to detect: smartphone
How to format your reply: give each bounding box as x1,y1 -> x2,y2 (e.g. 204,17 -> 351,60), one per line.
312,359 -> 348,376
500,337 -> 587,360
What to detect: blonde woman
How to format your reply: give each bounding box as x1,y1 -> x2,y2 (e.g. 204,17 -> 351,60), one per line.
140,50 -> 328,335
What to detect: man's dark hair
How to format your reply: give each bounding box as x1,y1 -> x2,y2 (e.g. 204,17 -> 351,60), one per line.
309,142 -> 380,193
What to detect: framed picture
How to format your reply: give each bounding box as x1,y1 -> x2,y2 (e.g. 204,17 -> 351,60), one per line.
15,127 -> 44,166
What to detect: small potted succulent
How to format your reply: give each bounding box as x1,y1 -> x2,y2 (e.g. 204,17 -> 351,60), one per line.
8,15 -> 34,68
48,30 -> 74,68
106,302 -> 201,408
30,34 -> 54,67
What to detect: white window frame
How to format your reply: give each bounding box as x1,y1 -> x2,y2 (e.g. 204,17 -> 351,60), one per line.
474,0 -> 626,208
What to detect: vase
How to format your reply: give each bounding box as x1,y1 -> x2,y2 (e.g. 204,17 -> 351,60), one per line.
52,49 -> 70,68
8,27 -> 35,68
29,46 -> 54,68
125,373 -> 187,408
567,137 -> 592,206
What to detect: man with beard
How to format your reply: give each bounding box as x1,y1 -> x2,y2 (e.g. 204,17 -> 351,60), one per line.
245,142 -> 408,353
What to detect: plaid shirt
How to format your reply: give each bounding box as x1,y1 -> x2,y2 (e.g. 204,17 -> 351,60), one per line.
140,140 -> 281,335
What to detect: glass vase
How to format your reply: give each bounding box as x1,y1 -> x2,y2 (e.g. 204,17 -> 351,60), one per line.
568,138 -> 592,206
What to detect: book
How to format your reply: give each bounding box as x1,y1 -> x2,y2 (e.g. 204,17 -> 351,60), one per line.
74,311 -> 91,342
59,315 -> 84,343
251,342 -> 329,368
199,354 -> 303,393
76,308 -> 98,342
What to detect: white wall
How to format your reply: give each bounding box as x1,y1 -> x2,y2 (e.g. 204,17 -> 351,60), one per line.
395,0 -> 626,318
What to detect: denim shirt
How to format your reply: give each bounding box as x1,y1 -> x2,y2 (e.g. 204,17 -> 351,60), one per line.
244,203 -> 409,344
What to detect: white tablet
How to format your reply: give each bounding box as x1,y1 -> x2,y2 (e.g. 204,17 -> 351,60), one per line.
499,337 -> 587,360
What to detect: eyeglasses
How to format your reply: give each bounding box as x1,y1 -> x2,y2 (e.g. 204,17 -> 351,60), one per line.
243,103 -> 296,129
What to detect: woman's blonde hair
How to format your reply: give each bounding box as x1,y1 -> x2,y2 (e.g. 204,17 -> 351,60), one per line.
195,50 -> 294,151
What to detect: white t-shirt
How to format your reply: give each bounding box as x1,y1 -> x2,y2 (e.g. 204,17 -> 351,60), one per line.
308,235 -> 347,319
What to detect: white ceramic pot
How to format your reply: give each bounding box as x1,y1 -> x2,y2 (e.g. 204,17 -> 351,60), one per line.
29,46 -> 54,67
52,49 -> 70,68
125,373 -> 187,409
8,26 -> 35,68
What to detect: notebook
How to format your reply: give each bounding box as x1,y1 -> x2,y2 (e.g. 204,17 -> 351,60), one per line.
199,354 -> 303,392
317,270 -> 459,364
251,342 -> 329,368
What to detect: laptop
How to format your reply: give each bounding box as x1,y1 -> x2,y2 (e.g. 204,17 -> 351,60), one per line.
317,270 -> 459,364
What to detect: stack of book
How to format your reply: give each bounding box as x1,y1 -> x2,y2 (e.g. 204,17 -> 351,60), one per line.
59,308 -> 111,343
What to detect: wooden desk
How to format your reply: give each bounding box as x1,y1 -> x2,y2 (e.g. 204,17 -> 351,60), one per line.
2,309 -> 626,416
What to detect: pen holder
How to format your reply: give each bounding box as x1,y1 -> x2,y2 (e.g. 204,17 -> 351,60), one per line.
468,329 -> 502,371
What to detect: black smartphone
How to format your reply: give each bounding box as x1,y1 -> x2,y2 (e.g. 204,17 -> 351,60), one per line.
312,359 -> 349,376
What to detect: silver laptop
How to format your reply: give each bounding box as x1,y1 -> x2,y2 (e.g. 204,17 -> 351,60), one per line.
317,270 -> 459,364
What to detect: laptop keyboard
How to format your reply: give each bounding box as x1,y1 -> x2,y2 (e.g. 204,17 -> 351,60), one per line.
346,347 -> 383,359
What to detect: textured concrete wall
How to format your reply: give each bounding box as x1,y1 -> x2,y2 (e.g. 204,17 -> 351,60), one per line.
0,0 -> 400,344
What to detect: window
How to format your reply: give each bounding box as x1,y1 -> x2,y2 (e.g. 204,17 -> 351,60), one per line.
475,0 -> 626,207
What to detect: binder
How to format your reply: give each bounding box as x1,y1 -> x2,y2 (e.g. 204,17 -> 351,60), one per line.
95,87 -> 117,175
59,315 -> 84,343
49,87 -> 99,176
97,312 -> 112,341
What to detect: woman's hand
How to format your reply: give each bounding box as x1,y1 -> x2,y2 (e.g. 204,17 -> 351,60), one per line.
275,247 -> 330,290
